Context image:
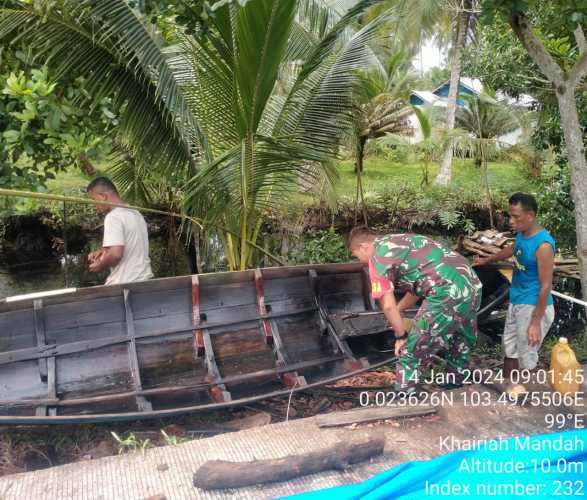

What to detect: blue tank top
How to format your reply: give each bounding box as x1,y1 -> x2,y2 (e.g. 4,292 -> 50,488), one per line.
510,229 -> 556,305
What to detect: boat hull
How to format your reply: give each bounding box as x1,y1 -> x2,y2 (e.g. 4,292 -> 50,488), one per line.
0,263 -> 508,424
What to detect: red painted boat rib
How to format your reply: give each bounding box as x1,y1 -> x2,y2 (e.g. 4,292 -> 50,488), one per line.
191,275 -> 205,357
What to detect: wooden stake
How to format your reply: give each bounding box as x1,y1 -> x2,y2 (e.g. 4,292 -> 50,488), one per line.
316,404 -> 436,428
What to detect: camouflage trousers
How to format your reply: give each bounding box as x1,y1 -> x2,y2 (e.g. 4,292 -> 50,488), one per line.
395,280 -> 482,390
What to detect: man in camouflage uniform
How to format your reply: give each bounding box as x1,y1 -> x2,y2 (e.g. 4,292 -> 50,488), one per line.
348,228 -> 482,390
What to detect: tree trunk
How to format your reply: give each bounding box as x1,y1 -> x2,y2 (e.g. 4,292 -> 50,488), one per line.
435,6 -> 470,186
186,223 -> 201,275
507,14 -> 587,298
354,136 -> 366,173
556,90 -> 587,298
354,136 -> 368,226
77,154 -> 97,176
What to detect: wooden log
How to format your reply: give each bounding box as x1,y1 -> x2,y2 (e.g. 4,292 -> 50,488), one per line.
554,258 -> 578,265
462,242 -> 493,257
316,404 -> 436,428
462,240 -> 502,255
192,434 -> 385,490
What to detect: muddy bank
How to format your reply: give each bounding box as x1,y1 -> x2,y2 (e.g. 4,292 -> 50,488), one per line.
0,211 -> 191,298
0,210 -> 173,268
0,199 -> 500,274
265,199 -> 506,237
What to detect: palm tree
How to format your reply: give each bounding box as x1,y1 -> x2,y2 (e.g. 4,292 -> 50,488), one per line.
455,93 -> 520,164
349,50 -> 414,225
381,104 -> 446,187
179,1 -> 393,269
352,50 -> 415,174
453,92 -> 520,226
0,0 -> 389,270
411,105 -> 442,186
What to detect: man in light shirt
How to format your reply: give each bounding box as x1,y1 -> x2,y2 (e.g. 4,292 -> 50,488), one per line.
86,177 -> 154,285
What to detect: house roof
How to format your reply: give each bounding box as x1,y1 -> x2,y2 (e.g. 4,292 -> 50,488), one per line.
409,90 -> 439,103
432,79 -> 480,96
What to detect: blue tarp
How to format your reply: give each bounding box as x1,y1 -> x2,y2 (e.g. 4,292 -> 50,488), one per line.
283,429 -> 586,499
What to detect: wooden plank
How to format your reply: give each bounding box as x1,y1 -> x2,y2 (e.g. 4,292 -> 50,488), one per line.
0,263 -> 363,313
0,307 -> 318,367
0,354 -> 345,408
462,240 -> 500,255
123,289 -> 152,412
308,270 -> 327,334
316,404 -> 436,428
329,313 -> 391,339
33,299 -> 48,381
34,337 -> 58,417
202,329 -> 231,403
0,354 -> 398,423
256,262 -> 363,281
43,295 -> 124,333
46,356 -> 57,417
269,319 -> 289,366
191,275 -> 205,357
309,269 -> 356,359
554,258 -> 578,265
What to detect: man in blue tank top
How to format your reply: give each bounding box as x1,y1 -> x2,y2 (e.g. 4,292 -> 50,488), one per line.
474,193 -> 555,378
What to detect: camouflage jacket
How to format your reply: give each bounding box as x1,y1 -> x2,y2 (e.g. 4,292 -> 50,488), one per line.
370,233 -> 480,299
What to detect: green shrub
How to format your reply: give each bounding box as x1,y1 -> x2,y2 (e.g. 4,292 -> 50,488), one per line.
535,166 -> 575,251
373,184 -> 480,235
288,227 -> 350,264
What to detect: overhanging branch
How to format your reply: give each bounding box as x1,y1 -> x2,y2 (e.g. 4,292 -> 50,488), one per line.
509,12 -> 564,85
568,52 -> 587,89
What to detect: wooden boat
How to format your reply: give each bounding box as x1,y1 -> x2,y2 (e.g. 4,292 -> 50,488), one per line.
0,263 -> 509,424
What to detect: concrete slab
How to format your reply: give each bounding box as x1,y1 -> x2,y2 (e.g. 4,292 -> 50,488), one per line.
0,385 -> 583,500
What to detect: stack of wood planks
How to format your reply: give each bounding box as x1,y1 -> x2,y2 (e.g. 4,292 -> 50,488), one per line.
457,229 -> 514,257
457,229 -> 580,280
553,259 -> 581,279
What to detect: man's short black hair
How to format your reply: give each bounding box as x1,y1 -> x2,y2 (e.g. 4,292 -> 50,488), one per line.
509,192 -> 538,215
86,177 -> 119,195
347,226 -> 377,249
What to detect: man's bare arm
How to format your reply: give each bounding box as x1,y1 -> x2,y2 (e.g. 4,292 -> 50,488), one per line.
89,246 -> 124,273
380,291 -> 405,337
531,243 -> 554,323
397,292 -> 419,312
472,245 -> 514,266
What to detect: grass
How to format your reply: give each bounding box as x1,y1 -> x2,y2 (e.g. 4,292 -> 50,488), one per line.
45,168 -> 94,195
0,165 -> 104,216
334,157 -> 533,201
4,156 -> 534,219
41,157 -> 532,201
